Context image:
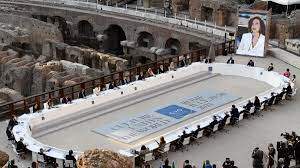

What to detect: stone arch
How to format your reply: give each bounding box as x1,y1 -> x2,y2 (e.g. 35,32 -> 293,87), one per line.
165,38 -> 181,55
78,20 -> 94,37
137,31 -> 154,48
103,24 -> 126,55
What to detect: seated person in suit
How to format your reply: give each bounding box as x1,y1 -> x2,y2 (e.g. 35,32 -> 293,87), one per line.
16,138 -> 26,153
286,83 -> 293,95
135,145 -> 149,166
78,89 -> 86,98
66,96 -> 72,104
226,57 -> 234,64
253,96 -> 261,111
243,100 -> 254,112
267,92 -> 276,106
230,105 -> 239,125
138,72 -> 145,80
108,82 -> 115,90
204,116 -> 218,136
247,60 -> 255,67
8,115 -> 18,130
218,113 -> 230,130
37,148 -> 47,163
121,77 -> 129,85
65,150 -> 76,167
179,57 -> 186,67
191,125 -> 202,141
267,63 -> 274,71
157,65 -> 165,74
61,96 -> 68,104
275,89 -> 285,104
176,130 -> 189,149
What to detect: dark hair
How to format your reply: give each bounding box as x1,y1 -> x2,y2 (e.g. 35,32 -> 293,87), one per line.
248,16 -> 266,35
165,158 -> 169,165
32,162 -> 38,168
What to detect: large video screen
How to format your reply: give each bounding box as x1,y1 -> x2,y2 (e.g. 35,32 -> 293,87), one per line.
236,9 -> 270,57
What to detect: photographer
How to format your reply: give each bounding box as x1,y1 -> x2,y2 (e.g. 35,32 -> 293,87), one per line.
252,147 -> 264,168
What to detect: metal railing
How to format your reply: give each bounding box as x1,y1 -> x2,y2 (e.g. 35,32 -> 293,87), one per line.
0,40 -> 235,118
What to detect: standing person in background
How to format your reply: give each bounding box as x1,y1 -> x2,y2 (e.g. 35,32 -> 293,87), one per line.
183,160 -> 192,168
222,158 -> 232,168
252,147 -> 264,168
267,143 -> 276,168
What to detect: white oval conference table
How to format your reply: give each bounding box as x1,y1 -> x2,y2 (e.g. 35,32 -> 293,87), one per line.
12,62 -> 292,167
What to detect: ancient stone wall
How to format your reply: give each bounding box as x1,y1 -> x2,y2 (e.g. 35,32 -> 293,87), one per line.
189,0 -> 237,26
0,14 -> 63,54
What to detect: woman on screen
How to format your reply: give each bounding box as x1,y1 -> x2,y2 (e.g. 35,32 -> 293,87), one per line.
236,16 -> 266,57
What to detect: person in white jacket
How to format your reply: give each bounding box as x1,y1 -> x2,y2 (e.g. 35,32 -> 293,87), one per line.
237,16 -> 266,57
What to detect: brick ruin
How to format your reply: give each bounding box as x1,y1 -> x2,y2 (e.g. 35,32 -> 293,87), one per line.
0,14 -> 127,104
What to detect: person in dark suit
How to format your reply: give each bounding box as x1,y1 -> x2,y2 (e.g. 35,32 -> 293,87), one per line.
252,147 -> 264,168
61,96 -> 68,104
230,105 -> 239,125
267,63 -> 274,71
226,57 -> 234,64
244,100 -> 254,112
138,72 -> 145,80
8,115 -> 18,130
218,113 -> 230,130
204,116 -> 219,136
191,125 -> 202,141
108,82 -> 115,89
65,150 -> 76,168
158,65 -> 165,74
16,138 -> 26,153
253,96 -> 261,112
267,93 -> 276,106
78,89 -> 86,98
247,60 -> 255,67
286,83 -> 293,95
121,77 -> 129,85
162,158 -> 172,168
176,130 -> 189,149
